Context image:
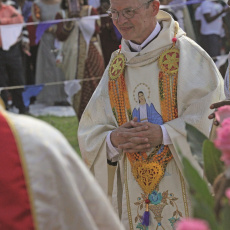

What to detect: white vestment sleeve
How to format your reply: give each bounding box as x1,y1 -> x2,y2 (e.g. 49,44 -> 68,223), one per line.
160,125 -> 172,145
106,131 -> 121,162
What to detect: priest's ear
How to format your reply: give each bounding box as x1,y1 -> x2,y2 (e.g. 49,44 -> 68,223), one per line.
149,0 -> 160,17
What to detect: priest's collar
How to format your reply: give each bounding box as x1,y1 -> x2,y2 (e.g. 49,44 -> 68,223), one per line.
128,22 -> 161,52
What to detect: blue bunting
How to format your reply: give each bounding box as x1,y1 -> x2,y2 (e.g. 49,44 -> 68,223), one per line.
22,85 -> 44,107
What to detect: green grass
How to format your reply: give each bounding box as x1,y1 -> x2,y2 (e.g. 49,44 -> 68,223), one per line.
35,115 -> 81,156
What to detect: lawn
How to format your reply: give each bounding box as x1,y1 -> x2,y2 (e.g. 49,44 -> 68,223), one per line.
35,115 -> 81,156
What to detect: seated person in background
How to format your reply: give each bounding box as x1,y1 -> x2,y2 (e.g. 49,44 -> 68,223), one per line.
0,99 -> 125,230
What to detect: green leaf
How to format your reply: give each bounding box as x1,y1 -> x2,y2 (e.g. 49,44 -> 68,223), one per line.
185,123 -> 208,168
203,140 -> 224,185
182,157 -> 214,209
182,157 -> 219,230
220,203 -> 230,230
192,199 -> 219,230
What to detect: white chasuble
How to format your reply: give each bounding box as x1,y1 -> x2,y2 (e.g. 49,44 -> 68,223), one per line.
0,105 -> 125,230
78,10 -> 225,230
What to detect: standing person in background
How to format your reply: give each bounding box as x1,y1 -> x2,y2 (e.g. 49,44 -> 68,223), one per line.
18,0 -> 32,23
98,0 -> 121,67
168,0 -> 196,42
0,100 -> 125,230
25,15 -> 38,87
4,0 -> 32,73
0,0 -> 28,114
199,0 -> 229,58
55,0 -> 104,120
88,0 -> 100,8
194,5 -> 201,45
78,0 -> 224,229
32,0 -> 68,106
168,0 -> 186,30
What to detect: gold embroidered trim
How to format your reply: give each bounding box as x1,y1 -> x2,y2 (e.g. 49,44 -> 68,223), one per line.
179,170 -> 189,217
125,156 -> 134,230
3,110 -> 39,230
229,60 -> 230,93
132,161 -> 164,194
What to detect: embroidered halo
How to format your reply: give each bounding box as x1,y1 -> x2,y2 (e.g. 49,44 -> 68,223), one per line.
133,83 -> 151,104
109,53 -> 126,80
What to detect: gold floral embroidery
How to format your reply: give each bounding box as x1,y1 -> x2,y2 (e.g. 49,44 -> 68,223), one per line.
134,188 -> 183,229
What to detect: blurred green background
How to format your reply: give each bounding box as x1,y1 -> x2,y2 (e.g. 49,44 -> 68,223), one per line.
36,115 -> 81,155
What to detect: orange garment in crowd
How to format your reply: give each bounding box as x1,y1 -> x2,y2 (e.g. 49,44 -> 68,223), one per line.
0,4 -> 23,47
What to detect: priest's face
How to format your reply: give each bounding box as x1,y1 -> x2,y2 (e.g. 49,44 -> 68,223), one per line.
109,0 -> 160,44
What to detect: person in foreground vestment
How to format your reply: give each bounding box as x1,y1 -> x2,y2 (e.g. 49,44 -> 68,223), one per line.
0,101 -> 125,230
78,0 -> 225,229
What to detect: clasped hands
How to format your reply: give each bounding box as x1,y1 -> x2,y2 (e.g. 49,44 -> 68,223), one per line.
110,117 -> 163,153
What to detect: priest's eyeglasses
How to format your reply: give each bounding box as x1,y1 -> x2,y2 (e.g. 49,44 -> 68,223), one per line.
107,0 -> 154,20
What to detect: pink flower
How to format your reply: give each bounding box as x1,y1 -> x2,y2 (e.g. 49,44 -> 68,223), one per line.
176,218 -> 210,230
225,188 -> 230,201
215,118 -> 230,166
215,105 -> 230,124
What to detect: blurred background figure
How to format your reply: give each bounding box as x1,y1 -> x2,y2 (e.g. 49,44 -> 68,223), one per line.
55,0 -> 104,120
25,15 -> 38,89
4,0 -> 32,80
17,0 -> 38,92
98,0 -> 121,67
160,0 -> 196,41
0,101 -> 125,230
88,0 -> 100,8
169,0 -> 186,30
198,0 -> 229,58
32,0 -> 68,106
0,0 -> 28,114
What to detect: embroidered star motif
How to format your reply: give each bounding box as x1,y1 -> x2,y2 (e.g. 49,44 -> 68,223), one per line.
112,58 -> 123,75
163,53 -> 179,70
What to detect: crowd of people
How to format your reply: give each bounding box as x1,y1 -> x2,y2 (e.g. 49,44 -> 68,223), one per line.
0,0 -> 121,118
2,0 -> 230,229
1,0 -> 230,117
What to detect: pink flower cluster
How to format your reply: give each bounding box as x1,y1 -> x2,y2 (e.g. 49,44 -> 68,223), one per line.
225,188 -> 230,202
176,218 -> 210,230
215,105 -> 230,124
214,117 -> 230,166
